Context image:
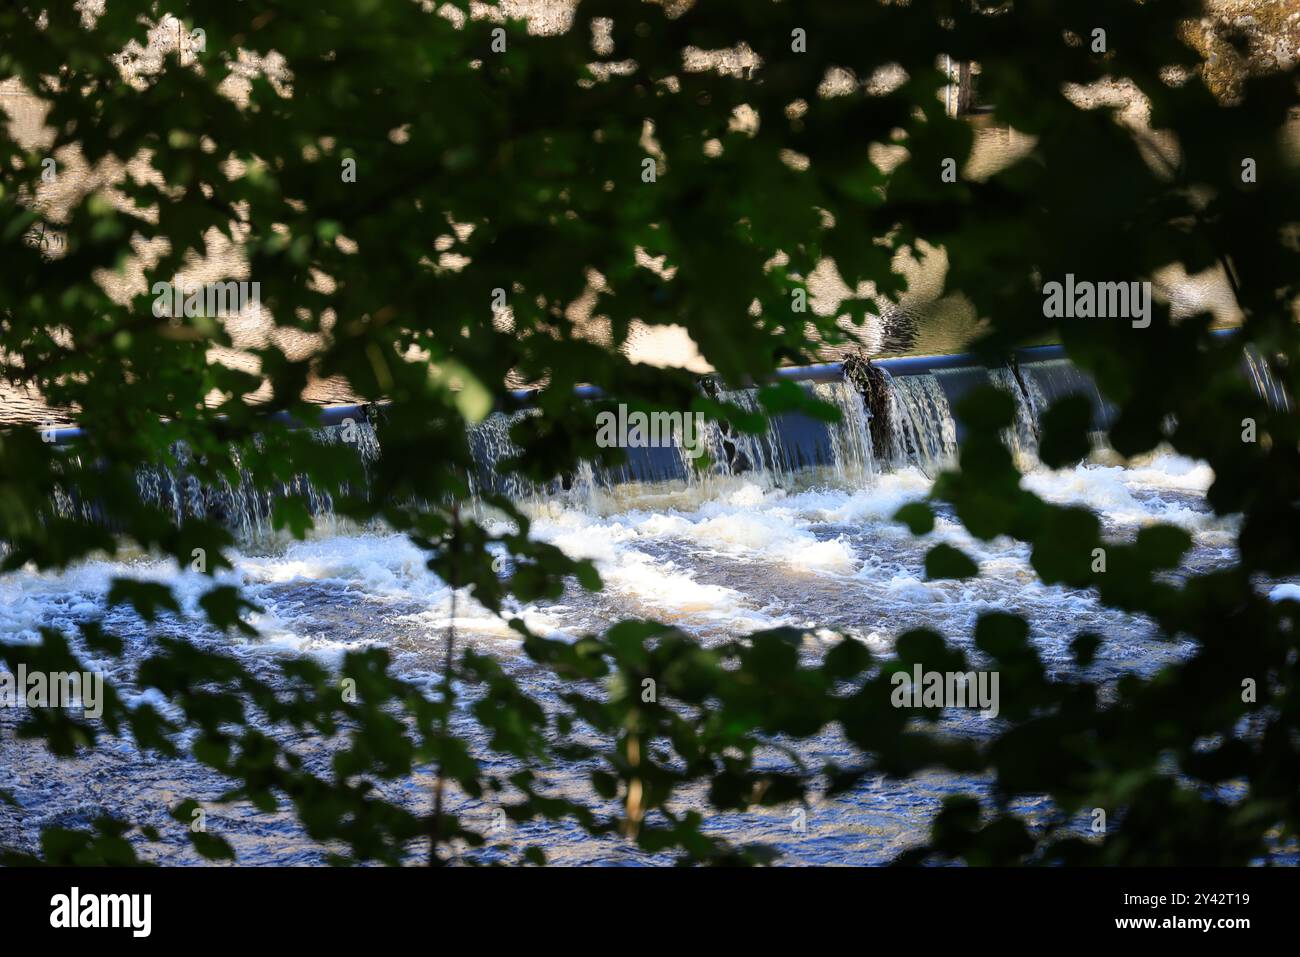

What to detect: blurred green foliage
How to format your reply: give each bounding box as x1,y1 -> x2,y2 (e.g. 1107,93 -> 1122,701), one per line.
1,0 -> 1298,865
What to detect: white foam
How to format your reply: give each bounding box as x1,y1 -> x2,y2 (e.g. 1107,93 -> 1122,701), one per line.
0,447 -> 1243,665
1269,583 -> 1300,603
1021,451 -> 1229,535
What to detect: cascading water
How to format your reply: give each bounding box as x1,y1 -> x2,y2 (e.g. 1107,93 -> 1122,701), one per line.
1243,345 -> 1293,413
881,372 -> 960,475
31,355 -> 1190,534
812,381 -> 880,486
989,367 -> 1043,462
36,339 -> 1295,549
49,420 -> 384,544
464,378 -> 896,505
6,348 -> 1297,865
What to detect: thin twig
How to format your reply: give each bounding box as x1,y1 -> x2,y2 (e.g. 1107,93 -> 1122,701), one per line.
430,501 -> 460,866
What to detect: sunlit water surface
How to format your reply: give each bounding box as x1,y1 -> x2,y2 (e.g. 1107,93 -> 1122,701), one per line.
5,448 -> 1283,865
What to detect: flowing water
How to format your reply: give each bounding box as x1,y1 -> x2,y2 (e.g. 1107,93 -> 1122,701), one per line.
0,362 -> 1289,865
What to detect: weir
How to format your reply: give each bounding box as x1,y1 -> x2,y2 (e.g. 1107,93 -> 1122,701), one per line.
471,344 -> 1095,498
32,335 -> 1286,540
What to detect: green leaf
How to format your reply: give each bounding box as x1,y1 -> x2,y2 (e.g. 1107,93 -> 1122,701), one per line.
1135,524 -> 1192,570
894,502 -> 935,535
1037,394 -> 1094,468
924,544 -> 980,580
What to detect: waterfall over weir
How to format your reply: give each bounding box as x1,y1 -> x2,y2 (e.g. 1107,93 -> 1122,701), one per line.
53,420 -> 385,543
465,349 -> 1112,500
44,342 -> 1280,540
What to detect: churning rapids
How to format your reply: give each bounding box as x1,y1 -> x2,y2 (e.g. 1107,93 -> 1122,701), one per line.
0,359 -> 1292,864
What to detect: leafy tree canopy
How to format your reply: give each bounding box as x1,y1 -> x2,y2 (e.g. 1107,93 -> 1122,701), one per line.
0,0 -> 1298,865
